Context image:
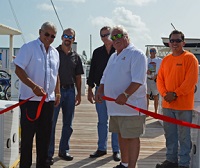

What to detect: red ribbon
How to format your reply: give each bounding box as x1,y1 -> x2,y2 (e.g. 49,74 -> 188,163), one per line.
0,95 -> 46,122
103,96 -> 200,129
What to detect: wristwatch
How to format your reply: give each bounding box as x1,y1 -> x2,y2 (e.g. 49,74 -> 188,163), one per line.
123,92 -> 130,98
173,92 -> 177,97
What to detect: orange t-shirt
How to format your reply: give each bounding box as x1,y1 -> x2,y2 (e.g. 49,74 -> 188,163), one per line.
157,51 -> 199,110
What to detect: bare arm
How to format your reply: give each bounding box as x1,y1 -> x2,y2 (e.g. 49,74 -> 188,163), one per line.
75,75 -> 82,106
15,65 -> 46,96
54,75 -> 60,107
115,82 -> 141,105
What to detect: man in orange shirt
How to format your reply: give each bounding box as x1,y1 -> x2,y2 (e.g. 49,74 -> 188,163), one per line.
156,30 -> 198,168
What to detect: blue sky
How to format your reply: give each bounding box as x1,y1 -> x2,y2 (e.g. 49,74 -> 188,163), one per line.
1,0 -> 200,60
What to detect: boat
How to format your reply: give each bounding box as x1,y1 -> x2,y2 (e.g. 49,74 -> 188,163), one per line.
162,37 -> 200,48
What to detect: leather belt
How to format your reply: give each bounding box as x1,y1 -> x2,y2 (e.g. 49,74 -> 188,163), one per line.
61,84 -> 74,89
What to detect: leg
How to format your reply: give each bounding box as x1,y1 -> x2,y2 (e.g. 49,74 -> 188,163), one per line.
36,101 -> 54,168
118,133 -> 129,163
153,94 -> 159,113
163,108 -> 178,163
146,94 -> 150,110
59,88 -> 75,154
111,132 -> 119,152
19,101 -> 36,168
128,138 -> 140,168
48,100 -> 61,158
176,110 -> 192,167
95,99 -> 108,151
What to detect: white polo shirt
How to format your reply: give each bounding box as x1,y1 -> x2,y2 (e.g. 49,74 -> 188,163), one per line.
101,44 -> 147,116
14,38 -> 59,102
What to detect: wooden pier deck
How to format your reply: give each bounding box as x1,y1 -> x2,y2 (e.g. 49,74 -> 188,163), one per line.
25,96 -> 166,168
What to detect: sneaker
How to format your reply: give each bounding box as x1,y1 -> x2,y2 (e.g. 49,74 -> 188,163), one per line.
113,162 -> 127,168
156,160 -> 178,168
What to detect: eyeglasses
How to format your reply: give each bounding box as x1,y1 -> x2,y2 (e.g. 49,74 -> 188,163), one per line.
63,34 -> 74,39
150,49 -> 156,53
111,34 -> 124,41
100,33 -> 110,38
44,32 -> 56,39
169,39 -> 183,43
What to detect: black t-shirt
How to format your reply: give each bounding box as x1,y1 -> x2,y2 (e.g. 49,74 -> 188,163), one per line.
57,45 -> 84,86
87,45 -> 115,88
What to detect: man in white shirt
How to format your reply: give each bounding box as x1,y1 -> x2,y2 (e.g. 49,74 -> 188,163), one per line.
146,47 -> 162,113
14,22 -> 60,168
96,25 -> 147,168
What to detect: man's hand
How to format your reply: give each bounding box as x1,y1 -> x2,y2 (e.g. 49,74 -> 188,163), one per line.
75,94 -> 81,106
54,94 -> 60,107
164,92 -> 177,103
115,93 -> 127,105
32,85 -> 46,96
87,87 -> 95,104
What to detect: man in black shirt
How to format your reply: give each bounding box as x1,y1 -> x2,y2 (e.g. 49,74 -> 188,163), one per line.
87,26 -> 120,161
46,28 -> 84,165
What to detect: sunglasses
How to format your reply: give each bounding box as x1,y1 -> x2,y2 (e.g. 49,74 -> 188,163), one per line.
169,39 -> 183,43
63,34 -> 74,40
111,34 -> 123,41
100,33 -> 110,38
150,49 -> 156,53
44,32 -> 56,39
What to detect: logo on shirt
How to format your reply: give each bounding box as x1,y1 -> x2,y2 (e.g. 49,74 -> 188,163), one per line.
122,56 -> 126,60
176,63 -> 182,66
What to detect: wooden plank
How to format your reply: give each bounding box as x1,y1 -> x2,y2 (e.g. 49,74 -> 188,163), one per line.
19,96 -> 166,168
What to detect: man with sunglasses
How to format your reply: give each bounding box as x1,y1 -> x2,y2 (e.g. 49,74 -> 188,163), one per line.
46,28 -> 84,165
87,26 -> 120,161
156,30 -> 199,168
14,22 -> 60,168
146,47 -> 162,113
96,25 -> 147,168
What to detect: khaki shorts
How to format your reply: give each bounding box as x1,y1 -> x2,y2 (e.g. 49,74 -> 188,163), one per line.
109,115 -> 146,138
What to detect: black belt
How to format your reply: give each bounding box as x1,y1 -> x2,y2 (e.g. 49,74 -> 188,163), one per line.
147,77 -> 153,80
61,84 -> 74,89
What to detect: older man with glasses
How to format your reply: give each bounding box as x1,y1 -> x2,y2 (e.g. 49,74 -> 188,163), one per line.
87,26 -> 120,161
46,28 -> 84,166
14,22 -> 60,168
96,25 -> 147,168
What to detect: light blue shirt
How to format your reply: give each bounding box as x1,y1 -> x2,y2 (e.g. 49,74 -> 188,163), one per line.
14,38 -> 59,101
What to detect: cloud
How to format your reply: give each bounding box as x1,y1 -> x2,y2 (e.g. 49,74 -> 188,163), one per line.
90,7 -> 151,50
37,3 -> 54,11
115,0 -> 157,6
90,17 -> 115,28
91,7 -> 149,33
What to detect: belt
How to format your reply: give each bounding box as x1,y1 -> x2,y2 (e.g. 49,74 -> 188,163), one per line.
147,77 -> 153,80
61,84 -> 74,89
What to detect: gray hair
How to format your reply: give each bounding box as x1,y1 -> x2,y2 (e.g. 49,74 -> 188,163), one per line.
111,25 -> 128,36
41,22 -> 57,33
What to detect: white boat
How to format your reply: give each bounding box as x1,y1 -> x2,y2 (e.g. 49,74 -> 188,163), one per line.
162,37 -> 200,48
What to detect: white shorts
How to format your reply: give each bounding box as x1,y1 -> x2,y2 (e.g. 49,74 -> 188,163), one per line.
147,78 -> 159,95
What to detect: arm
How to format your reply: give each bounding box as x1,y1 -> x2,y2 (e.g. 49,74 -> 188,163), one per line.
115,82 -> 141,105
15,65 -> 46,96
75,74 -> 82,106
54,75 -> 60,107
88,86 -> 95,104
95,84 -> 104,103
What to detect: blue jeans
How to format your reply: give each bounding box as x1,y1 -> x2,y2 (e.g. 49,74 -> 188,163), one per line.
163,108 -> 192,167
95,87 -> 119,152
48,87 -> 75,157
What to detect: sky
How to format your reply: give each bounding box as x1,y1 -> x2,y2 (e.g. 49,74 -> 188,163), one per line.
1,0 -> 200,60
